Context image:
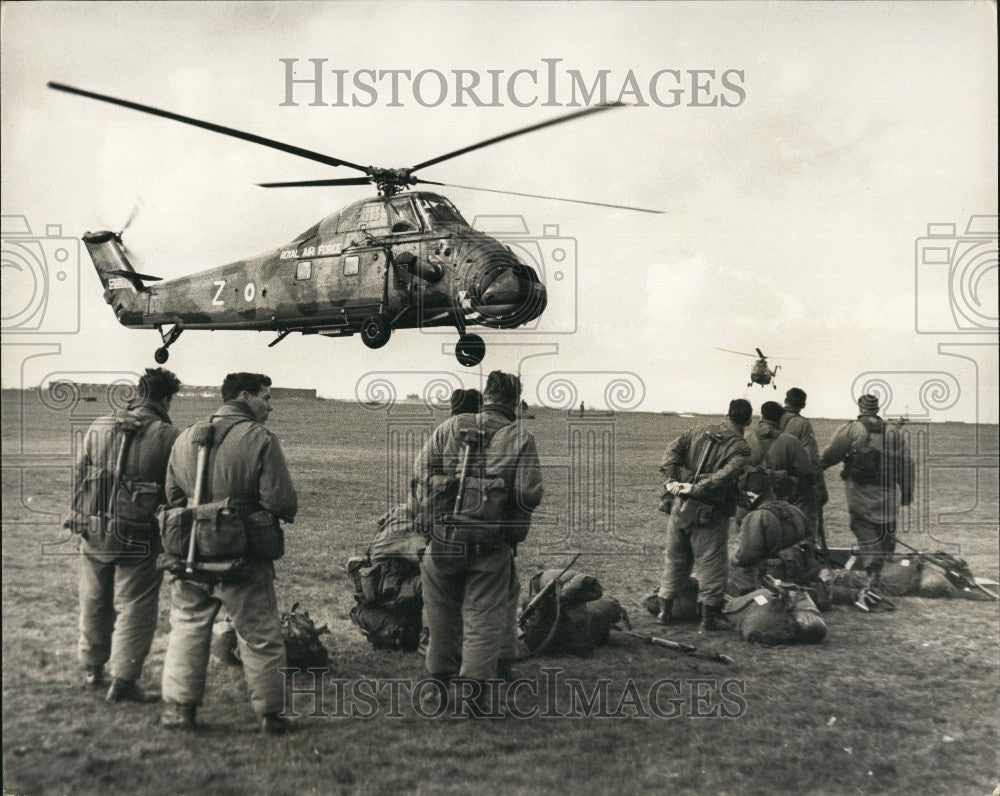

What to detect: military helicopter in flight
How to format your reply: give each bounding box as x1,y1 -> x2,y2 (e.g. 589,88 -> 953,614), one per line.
717,347 -> 781,389
48,82 -> 660,367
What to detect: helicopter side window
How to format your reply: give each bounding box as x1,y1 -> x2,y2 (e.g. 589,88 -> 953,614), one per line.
358,202 -> 389,236
344,255 -> 360,276
296,261 -> 312,280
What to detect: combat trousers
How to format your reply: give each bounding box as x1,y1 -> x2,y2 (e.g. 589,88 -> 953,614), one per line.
658,513 -> 730,607
78,552 -> 163,682
849,513 -> 897,569
161,562 -> 286,716
422,546 -> 515,681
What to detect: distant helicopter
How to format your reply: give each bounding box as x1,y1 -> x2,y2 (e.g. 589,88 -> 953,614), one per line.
718,347 -> 781,389
48,82 -> 661,367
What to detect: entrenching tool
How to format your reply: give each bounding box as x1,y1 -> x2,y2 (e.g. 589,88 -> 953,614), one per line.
185,423 -> 215,575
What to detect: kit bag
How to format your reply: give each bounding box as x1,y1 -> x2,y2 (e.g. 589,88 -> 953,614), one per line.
643,577 -> 700,622
347,556 -> 423,652
878,555 -> 923,596
723,589 -> 798,646
519,569 -> 613,658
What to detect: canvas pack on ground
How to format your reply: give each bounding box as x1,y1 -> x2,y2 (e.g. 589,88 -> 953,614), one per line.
518,568 -> 612,658
156,417 -> 255,584
643,577 -> 700,622
723,588 -> 799,646
281,602 -> 331,668
878,554 -> 923,596
68,414 -> 162,559
347,555 -> 423,652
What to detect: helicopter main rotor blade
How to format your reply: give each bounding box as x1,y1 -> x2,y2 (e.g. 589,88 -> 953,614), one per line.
716,348 -> 758,358
410,103 -> 625,171
415,179 -> 663,214
258,177 -> 374,188
48,82 -> 368,173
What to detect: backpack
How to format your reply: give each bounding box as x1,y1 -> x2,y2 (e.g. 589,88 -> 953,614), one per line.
519,569 -> 620,657
347,556 -> 423,652
281,602 -> 332,669
69,413 -> 162,558
844,420 -> 904,487
724,585 -> 827,645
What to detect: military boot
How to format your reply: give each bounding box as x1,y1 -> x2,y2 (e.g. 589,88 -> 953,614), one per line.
698,603 -> 731,633
106,679 -> 160,704
656,598 -> 675,626
84,664 -> 106,690
161,703 -> 198,731
420,675 -> 451,715
261,714 -> 294,735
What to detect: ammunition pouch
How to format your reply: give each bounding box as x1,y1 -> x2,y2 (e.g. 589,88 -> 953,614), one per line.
79,478 -> 162,560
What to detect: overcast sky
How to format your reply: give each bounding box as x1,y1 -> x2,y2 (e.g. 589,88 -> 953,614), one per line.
2,2 -> 996,422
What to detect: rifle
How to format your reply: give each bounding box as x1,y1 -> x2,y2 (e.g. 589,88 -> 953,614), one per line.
517,553 -> 581,629
621,629 -> 735,665
815,492 -> 828,555
853,584 -> 895,613
893,539 -> 998,601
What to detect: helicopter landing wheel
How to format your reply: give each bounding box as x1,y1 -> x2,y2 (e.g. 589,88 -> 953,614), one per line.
455,333 -> 486,367
361,314 -> 392,349
773,384 -> 778,390
154,347 -> 169,364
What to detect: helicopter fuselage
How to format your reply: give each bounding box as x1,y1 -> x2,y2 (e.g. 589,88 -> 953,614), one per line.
87,192 -> 546,362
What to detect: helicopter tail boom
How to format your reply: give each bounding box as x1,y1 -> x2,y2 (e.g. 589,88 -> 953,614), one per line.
82,230 -> 150,326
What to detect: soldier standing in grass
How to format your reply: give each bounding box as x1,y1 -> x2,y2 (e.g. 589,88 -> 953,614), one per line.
821,393 -> 914,573
159,373 -> 297,734
415,370 -> 543,716
745,401 -> 815,511
658,399 -> 752,631
68,367 -> 181,703
779,388 -> 827,540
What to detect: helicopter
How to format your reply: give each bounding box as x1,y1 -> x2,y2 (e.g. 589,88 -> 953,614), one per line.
717,347 -> 781,388
48,82 -> 661,367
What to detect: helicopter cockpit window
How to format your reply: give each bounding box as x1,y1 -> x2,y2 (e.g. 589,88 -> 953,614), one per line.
418,196 -> 467,227
296,261 -> 312,280
357,202 -> 389,236
387,198 -> 420,233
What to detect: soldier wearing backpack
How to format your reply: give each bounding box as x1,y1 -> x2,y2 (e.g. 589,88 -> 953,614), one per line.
821,393 -> 914,571
779,388 -> 827,539
67,367 -> 182,703
159,373 -> 298,734
745,401 -> 815,508
658,399 -> 752,632
729,471 -> 810,595
415,371 -> 543,716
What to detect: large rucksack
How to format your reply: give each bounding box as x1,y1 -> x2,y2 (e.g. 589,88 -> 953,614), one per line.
519,569 -> 626,658
843,419 -> 906,487
68,413 -> 162,559
347,556 -> 423,652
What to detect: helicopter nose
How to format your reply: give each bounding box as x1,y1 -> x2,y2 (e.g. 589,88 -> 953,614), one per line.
462,251 -> 547,328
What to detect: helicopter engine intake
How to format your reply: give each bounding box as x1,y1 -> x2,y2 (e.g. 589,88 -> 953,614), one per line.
455,240 -> 547,329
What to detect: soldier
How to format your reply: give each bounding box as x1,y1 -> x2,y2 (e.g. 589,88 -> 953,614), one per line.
68,367 -> 181,702
450,388 -> 482,416
415,371 -> 543,716
729,472 -> 810,595
658,399 -> 752,631
821,393 -> 914,572
160,373 -> 298,734
779,388 -> 827,540
746,401 -> 815,508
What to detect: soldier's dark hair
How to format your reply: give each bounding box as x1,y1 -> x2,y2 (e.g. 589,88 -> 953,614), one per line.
727,398 -> 753,427
450,388 -> 482,416
785,387 -> 807,409
138,367 -> 181,403
761,401 -> 784,424
221,373 -> 272,401
484,370 -> 521,406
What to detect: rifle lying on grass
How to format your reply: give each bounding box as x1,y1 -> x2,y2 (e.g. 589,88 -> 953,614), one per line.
894,539 -> 998,601
618,629 -> 735,666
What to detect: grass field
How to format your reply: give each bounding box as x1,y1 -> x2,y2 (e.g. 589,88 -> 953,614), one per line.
2,388 -> 998,796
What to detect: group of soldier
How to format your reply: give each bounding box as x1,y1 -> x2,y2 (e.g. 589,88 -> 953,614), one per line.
68,367 -> 912,728
657,389 -> 914,632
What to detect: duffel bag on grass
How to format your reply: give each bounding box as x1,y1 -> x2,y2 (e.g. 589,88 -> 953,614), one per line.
878,555 -> 922,596
916,565 -> 958,598
643,577 -> 700,622
723,589 -> 798,646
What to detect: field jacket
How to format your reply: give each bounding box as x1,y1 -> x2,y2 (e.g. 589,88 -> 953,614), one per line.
660,419 -> 751,517
746,420 -> 815,499
166,402 -> 297,523
732,500 -> 809,568
71,400 -> 180,562
413,404 -> 543,545
780,408 -> 827,501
